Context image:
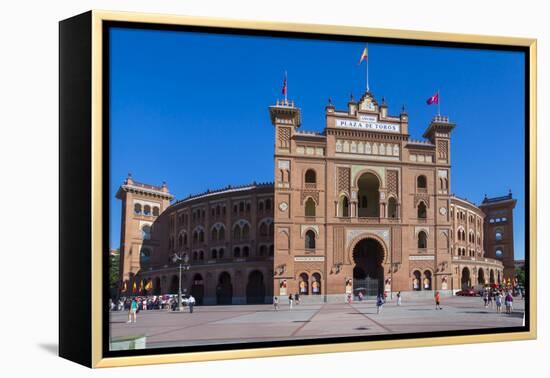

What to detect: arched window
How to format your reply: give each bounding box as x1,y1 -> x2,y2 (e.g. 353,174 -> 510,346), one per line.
199,251 -> 204,260
258,201 -> 264,211
387,197 -> 397,218
233,247 -> 241,257
192,251 -> 198,261
338,195 -> 349,217
242,224 -> 250,240
142,225 -> 151,240
143,205 -> 151,216
140,248 -> 151,267
211,228 -> 218,241
199,230 -> 204,243
259,245 -> 267,256
417,201 -> 427,219
305,230 -> 316,250
495,229 -> 503,241
495,248 -> 503,259
417,175 -> 427,190
239,202 -> 244,212
243,246 -> 250,257
418,231 -> 427,249
153,207 -> 160,216
218,226 -> 225,241
305,197 -> 316,217
134,203 -> 142,215
265,199 -> 272,210
211,249 -> 218,259
357,172 -> 380,217
305,169 -> 316,184
259,222 -> 268,237
233,225 -> 241,241
193,231 -> 198,244
219,248 -> 224,259
178,233 -> 183,248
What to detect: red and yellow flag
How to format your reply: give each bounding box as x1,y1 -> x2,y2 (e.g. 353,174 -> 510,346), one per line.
145,280 -> 153,291
359,47 -> 368,64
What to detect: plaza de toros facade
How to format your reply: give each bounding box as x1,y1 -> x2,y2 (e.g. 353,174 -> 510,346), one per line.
117,178 -> 275,305
269,90 -> 513,302
117,89 -> 515,304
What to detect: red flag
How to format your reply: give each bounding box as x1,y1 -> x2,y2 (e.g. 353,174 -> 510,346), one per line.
281,74 -> 287,96
426,92 -> 439,105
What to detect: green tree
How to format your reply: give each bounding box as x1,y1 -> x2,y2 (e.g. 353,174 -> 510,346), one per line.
515,265 -> 526,286
109,250 -> 120,289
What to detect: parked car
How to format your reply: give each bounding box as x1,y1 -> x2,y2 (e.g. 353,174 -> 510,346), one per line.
455,288 -> 476,296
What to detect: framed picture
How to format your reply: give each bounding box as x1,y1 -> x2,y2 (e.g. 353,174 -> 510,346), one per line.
59,10 -> 537,368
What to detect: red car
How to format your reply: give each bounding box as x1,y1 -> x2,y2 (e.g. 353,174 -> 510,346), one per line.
455,288 -> 476,296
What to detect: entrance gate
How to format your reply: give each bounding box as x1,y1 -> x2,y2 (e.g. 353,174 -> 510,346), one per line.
353,277 -> 379,299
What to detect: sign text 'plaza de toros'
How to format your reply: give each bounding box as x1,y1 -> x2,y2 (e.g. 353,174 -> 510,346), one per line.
116,89 -> 516,304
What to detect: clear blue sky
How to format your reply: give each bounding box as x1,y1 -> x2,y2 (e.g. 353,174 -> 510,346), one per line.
109,27 -> 526,259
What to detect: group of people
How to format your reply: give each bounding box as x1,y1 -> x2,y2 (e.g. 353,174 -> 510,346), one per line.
109,294 -> 197,324
273,293 -> 303,311
481,288 -> 516,314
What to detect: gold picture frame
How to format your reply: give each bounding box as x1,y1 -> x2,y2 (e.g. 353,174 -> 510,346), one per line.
59,10 -> 537,368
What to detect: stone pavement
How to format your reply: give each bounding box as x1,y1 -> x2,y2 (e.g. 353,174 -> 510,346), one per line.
109,296 -> 525,349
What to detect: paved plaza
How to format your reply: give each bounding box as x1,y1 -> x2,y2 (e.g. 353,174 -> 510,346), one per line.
109,296 -> 525,350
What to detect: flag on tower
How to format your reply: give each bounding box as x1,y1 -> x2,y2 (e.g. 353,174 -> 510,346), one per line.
281,72 -> 287,96
426,92 -> 439,105
359,47 -> 368,64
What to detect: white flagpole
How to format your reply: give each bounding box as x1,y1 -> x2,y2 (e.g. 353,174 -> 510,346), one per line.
285,71 -> 288,104
366,45 -> 370,92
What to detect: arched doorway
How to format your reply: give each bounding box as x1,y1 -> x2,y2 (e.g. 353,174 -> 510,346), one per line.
461,267 -> 471,290
311,273 -> 321,295
154,277 -> 161,295
478,268 -> 485,286
412,270 -> 421,291
352,238 -> 384,297
216,272 -> 233,305
246,271 -> 265,304
423,271 -> 432,290
357,173 -> 380,217
190,274 -> 204,305
299,273 -> 309,295
490,269 -> 495,284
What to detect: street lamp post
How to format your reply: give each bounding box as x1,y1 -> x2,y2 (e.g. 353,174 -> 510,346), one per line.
173,252 -> 190,312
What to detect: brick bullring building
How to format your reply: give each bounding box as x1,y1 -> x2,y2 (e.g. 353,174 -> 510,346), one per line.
117,89 -> 515,304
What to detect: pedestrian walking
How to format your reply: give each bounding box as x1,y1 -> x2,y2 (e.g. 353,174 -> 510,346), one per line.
127,298 -> 138,323
273,296 -> 279,311
483,291 -> 489,308
435,291 -> 442,310
288,294 -> 294,310
396,291 -> 402,306
347,293 -> 352,304
376,294 -> 384,314
358,291 -> 364,302
295,293 -> 300,305
496,292 -> 503,313
505,292 -> 513,314
188,295 -> 196,313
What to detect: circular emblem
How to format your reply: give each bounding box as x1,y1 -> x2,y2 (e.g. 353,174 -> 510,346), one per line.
279,202 -> 289,212
439,207 -> 447,215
